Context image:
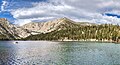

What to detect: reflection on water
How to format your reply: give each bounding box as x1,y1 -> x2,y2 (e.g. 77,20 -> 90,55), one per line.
0,41 -> 120,65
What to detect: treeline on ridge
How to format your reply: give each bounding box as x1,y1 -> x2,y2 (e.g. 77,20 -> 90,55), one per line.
24,24 -> 120,42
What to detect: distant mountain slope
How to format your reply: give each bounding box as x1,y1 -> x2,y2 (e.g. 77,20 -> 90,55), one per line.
0,18 -> 31,40
1,17 -> 120,42
22,17 -> 95,35
24,24 -> 120,42
1,17 -> 80,39
0,17 -> 80,39
22,17 -> 77,34
0,18 -> 16,40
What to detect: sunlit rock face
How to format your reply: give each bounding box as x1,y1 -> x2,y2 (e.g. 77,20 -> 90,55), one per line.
22,17 -> 72,34
0,18 -> 16,39
0,17 -> 95,39
0,18 -> 73,38
0,18 -> 71,38
0,18 -> 30,39
0,18 -> 9,26
10,25 -> 31,38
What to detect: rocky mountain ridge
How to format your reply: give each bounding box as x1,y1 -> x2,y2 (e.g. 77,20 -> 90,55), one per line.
0,18 -> 16,40
0,17 -> 95,39
22,17 -> 75,33
0,18 -> 31,39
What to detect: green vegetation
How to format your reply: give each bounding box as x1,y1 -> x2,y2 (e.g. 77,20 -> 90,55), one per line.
0,33 -> 17,40
24,24 -> 120,42
0,34 -> 9,40
0,17 -> 120,42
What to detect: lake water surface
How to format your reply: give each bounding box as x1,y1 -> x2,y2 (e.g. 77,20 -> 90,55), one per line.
0,41 -> 120,65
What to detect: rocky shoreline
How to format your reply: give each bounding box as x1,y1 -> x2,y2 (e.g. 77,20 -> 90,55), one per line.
57,39 -> 120,43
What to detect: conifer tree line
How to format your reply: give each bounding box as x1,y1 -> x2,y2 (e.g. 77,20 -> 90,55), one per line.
25,24 -> 120,42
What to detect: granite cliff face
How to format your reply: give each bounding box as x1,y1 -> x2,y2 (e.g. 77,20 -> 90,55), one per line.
0,18 -> 73,39
0,18 -> 16,39
0,18 -> 31,39
22,17 -> 75,34
0,17 -> 94,39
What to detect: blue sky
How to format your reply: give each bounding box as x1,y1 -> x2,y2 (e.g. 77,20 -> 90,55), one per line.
105,13 -> 120,18
0,0 -> 47,23
0,0 -> 120,25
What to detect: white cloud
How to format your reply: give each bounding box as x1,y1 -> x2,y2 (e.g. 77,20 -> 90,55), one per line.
13,17 -> 55,26
11,2 -> 74,19
14,19 -> 31,26
10,0 -> 120,25
98,1 -> 114,7
1,1 -> 8,11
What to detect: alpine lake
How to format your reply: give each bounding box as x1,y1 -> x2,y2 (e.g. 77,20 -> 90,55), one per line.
0,41 -> 120,65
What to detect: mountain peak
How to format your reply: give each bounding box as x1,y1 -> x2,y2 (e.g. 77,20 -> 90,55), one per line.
0,18 -> 7,21
59,17 -> 69,20
0,18 -> 9,25
52,17 -> 74,24
57,17 -> 71,21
